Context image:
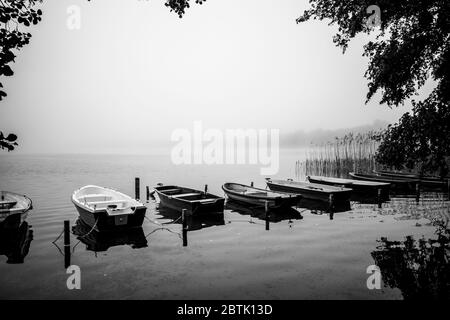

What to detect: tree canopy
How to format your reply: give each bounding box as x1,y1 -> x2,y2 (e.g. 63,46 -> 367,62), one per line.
0,0 -> 205,151
0,0 -> 43,151
298,0 -> 450,176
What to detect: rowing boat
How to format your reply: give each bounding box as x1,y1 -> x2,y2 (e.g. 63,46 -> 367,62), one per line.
265,178 -> 352,203
222,183 -> 300,209
72,185 -> 147,232
307,175 -> 390,200
373,170 -> 449,189
0,191 -> 32,225
154,185 -> 224,216
349,172 -> 419,190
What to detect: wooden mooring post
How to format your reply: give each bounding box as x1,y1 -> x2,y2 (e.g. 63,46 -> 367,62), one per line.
204,184 -> 208,195
64,220 -> 71,269
146,186 -> 150,202
377,189 -> 382,209
265,201 -> 270,231
135,177 -> 140,201
447,180 -> 450,200
328,194 -> 334,220
415,182 -> 421,204
182,209 -> 188,247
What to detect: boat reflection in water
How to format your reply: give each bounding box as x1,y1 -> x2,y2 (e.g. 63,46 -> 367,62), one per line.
72,219 -> 148,253
296,198 -> 351,220
0,213 -> 33,264
371,226 -> 450,300
225,199 -> 303,223
156,205 -> 225,231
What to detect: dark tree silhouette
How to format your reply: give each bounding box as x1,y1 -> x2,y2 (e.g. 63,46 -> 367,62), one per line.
0,0 -> 43,151
298,1 -> 450,176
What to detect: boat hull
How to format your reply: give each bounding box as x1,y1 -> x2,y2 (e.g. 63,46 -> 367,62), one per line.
266,181 -> 351,203
307,176 -> 390,201
223,190 -> 299,209
74,204 -> 146,232
373,170 -> 448,189
156,191 -> 224,216
349,172 -> 419,191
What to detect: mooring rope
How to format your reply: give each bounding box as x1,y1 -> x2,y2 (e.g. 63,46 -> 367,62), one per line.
145,227 -> 182,240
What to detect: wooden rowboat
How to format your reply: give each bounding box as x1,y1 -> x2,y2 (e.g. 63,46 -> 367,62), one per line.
222,183 -> 300,209
72,185 -> 147,232
154,185 -> 224,216
265,178 -> 351,203
307,175 -> 390,201
0,191 -> 33,223
373,170 -> 449,189
349,172 -> 419,190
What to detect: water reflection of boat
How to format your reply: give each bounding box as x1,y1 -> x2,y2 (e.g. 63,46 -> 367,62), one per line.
297,198 -> 351,214
371,230 -> 450,300
225,199 -> 303,222
72,219 -> 148,252
156,205 -> 225,231
0,219 -> 33,264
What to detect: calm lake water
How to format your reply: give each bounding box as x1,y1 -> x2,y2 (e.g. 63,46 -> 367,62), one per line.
0,153 -> 448,299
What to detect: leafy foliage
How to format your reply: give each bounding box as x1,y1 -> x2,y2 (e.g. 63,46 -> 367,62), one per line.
375,93 -> 450,176
0,131 -> 18,151
298,1 -> 450,175
165,0 -> 206,18
1,0 -> 43,151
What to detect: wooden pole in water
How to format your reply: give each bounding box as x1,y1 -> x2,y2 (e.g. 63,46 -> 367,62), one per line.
265,201 -> 270,231
377,189 -> 382,209
182,209 -> 188,247
328,194 -> 334,220
64,220 -> 71,269
415,182 -> 420,204
204,184 -> 208,195
447,180 -> 450,200
146,186 -> 150,202
135,177 -> 140,201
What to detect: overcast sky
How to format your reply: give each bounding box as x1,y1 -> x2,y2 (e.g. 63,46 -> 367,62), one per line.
0,0 -> 432,154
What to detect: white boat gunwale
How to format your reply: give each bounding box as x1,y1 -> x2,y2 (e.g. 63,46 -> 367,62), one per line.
71,185 -> 146,215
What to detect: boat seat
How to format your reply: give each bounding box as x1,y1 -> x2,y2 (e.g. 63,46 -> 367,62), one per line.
171,193 -> 202,198
192,198 -> 217,203
80,194 -> 113,202
87,200 -> 129,206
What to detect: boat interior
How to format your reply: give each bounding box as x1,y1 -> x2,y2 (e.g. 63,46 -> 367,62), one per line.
0,191 -> 31,214
156,185 -> 222,202
74,186 -> 141,211
224,183 -> 292,198
268,179 -> 350,192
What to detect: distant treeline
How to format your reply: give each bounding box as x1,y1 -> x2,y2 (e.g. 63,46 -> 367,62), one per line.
281,120 -> 388,148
